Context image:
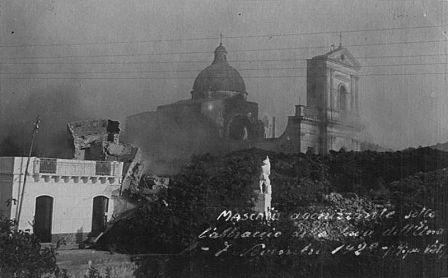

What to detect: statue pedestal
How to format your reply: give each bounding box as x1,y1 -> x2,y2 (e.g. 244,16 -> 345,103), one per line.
254,190 -> 271,214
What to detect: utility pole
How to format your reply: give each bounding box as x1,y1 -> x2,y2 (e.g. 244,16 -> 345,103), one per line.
15,115 -> 40,231
339,31 -> 343,48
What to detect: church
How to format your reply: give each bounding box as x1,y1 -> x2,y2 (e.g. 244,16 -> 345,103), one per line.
124,41 -> 363,174
260,42 -> 363,154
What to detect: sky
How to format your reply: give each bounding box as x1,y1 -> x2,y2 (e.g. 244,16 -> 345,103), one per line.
0,0 -> 447,153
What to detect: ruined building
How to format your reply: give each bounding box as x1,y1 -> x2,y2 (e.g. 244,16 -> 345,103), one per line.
67,119 -> 144,191
0,156 -> 123,244
125,43 -> 363,174
0,119 -> 145,245
67,119 -> 120,161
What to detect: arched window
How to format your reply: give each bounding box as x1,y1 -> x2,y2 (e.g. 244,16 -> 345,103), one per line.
339,85 -> 348,112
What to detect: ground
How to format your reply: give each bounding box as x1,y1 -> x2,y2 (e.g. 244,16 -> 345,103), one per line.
56,249 -> 136,277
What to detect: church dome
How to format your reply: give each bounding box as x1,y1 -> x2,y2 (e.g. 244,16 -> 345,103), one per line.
192,43 -> 246,99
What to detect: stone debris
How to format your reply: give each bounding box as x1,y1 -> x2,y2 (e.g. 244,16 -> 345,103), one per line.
122,174 -> 170,203
67,119 -> 120,160
67,119 -> 144,192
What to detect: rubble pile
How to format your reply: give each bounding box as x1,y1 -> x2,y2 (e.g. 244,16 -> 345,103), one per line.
122,174 -> 169,203
67,119 -> 144,192
67,119 -> 120,160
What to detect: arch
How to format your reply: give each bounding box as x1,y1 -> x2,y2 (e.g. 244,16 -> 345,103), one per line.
338,85 -> 348,112
91,195 -> 109,236
34,195 -> 54,242
227,115 -> 252,141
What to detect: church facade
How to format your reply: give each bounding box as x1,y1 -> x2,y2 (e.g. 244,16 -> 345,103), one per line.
261,45 -> 363,154
125,43 -> 363,174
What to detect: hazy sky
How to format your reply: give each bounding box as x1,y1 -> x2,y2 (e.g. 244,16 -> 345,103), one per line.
0,0 -> 447,151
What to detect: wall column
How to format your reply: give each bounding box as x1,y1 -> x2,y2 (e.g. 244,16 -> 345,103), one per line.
327,68 -> 333,111
319,66 -> 332,154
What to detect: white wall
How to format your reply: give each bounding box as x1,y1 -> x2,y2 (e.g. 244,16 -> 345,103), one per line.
0,157 -> 122,236
0,157 -> 15,218
17,178 -> 118,234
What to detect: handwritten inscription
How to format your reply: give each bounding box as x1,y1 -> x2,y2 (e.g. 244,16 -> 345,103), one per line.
199,227 -> 282,240
211,240 -> 445,259
200,207 -> 446,260
217,207 -> 398,222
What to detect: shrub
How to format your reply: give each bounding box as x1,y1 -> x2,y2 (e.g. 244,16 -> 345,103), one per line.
0,217 -> 58,277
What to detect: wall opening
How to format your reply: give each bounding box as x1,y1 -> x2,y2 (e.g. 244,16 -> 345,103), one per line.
34,196 -> 53,243
228,115 -> 251,140
91,196 -> 109,236
339,85 -> 348,112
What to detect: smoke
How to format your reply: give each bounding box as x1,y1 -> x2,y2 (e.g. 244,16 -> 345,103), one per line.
0,84 -> 91,158
124,110 -> 222,175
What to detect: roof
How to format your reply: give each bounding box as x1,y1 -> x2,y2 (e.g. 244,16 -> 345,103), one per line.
312,46 -> 361,70
192,43 -> 246,96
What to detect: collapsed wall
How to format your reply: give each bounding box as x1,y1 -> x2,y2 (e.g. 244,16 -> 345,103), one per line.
67,119 -> 119,160
67,119 -> 144,193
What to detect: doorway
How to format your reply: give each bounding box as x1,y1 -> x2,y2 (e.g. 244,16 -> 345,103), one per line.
228,115 -> 251,141
91,196 -> 109,236
34,196 -> 53,243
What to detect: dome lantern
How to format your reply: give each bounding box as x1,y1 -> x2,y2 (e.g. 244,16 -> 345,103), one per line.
213,43 -> 227,64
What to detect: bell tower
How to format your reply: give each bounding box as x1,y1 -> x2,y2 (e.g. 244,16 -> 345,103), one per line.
301,45 -> 362,153
307,46 -> 360,116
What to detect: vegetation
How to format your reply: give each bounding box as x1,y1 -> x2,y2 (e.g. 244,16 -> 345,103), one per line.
0,217 -> 58,278
3,146 -> 447,277
97,147 -> 448,277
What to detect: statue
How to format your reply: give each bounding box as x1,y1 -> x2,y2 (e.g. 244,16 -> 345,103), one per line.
259,156 -> 271,194
254,156 -> 272,214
